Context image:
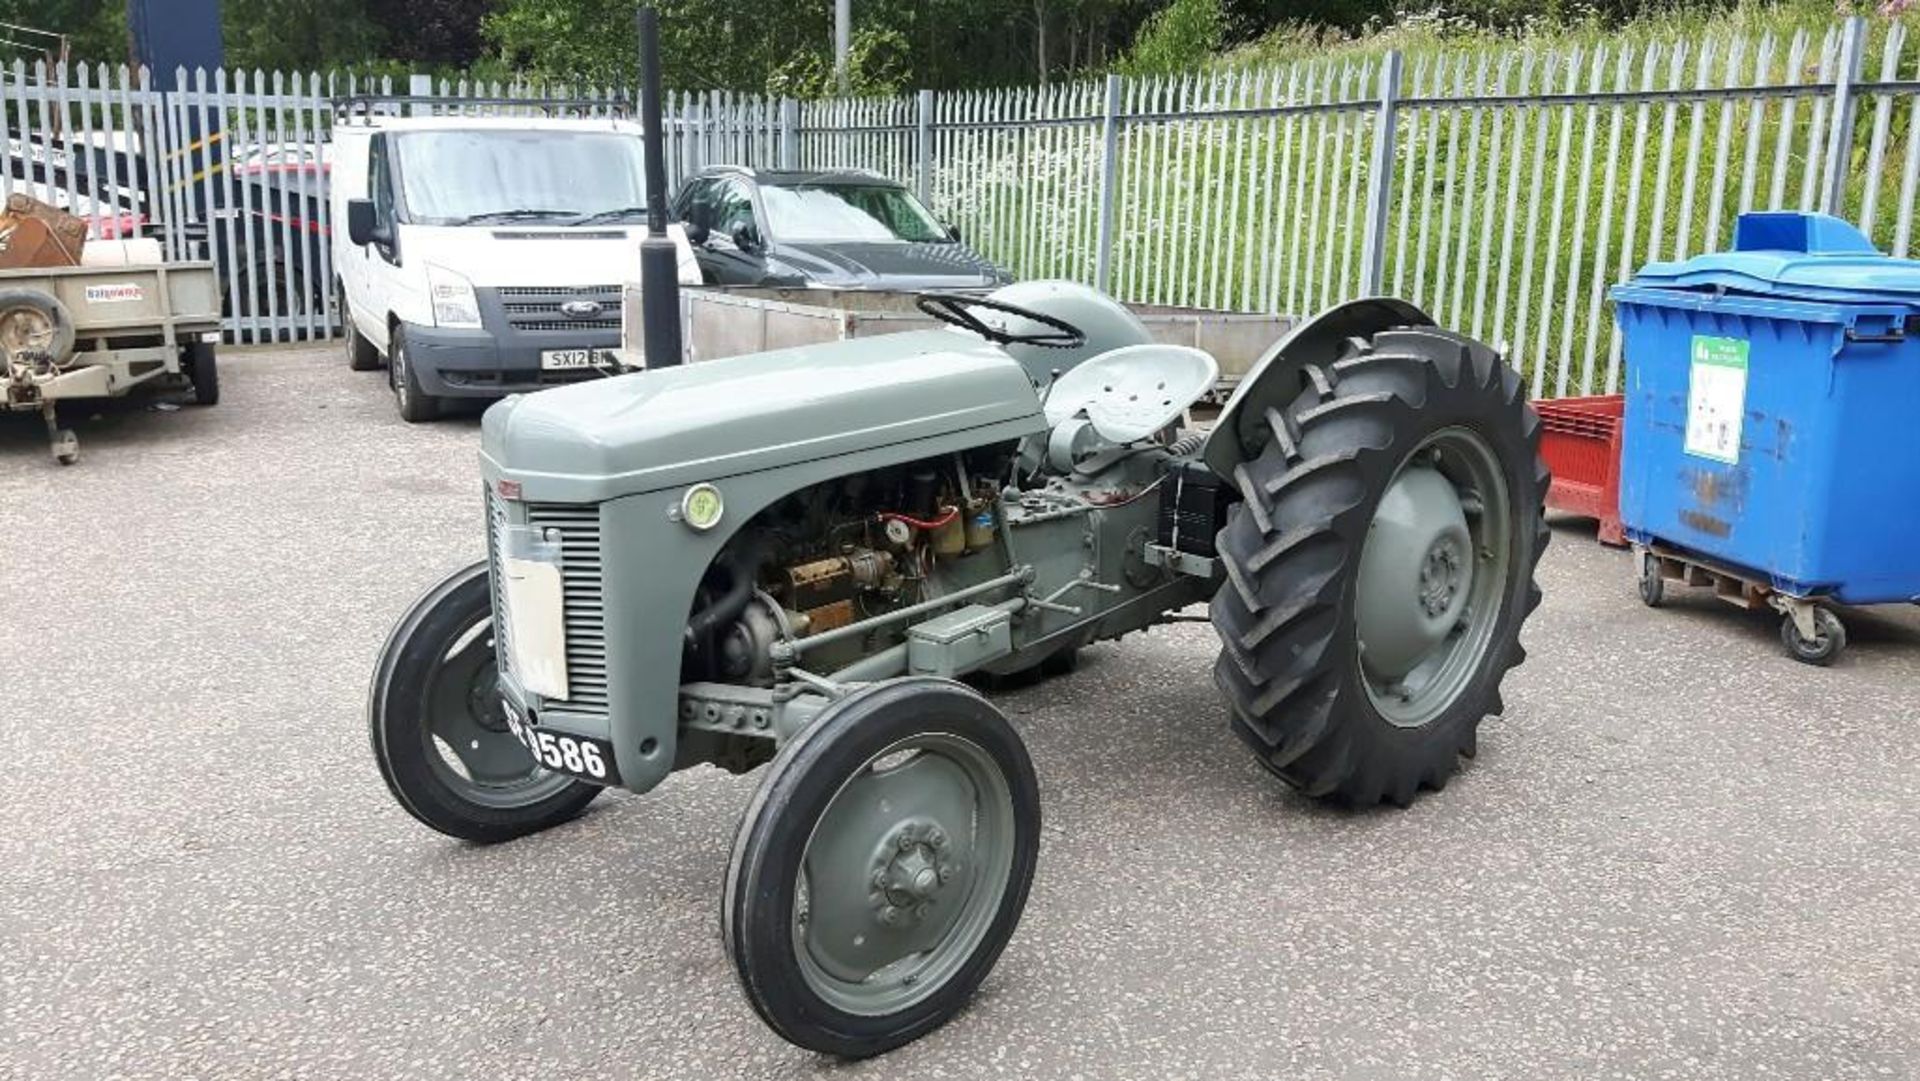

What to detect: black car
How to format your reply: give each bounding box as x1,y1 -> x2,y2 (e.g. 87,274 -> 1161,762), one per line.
671,166 -> 1012,290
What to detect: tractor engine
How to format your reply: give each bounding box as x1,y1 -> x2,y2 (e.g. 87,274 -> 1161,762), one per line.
686,448 -> 1017,686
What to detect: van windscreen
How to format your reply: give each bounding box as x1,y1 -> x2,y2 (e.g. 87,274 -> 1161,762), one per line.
395,129 -> 648,226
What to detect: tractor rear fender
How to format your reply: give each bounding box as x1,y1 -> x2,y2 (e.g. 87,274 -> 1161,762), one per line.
1201,297 -> 1435,488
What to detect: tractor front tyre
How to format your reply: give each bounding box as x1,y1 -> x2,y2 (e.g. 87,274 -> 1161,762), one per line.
1209,327 -> 1548,807
368,561 -> 600,842
724,678 -> 1039,1057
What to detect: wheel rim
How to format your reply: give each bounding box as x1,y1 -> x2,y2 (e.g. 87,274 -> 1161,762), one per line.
420,616 -> 574,808
393,341 -> 411,407
0,304 -> 54,355
1354,426 -> 1514,728
793,732 -> 1016,1016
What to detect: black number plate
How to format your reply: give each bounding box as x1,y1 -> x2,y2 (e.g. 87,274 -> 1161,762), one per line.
505,711 -> 620,786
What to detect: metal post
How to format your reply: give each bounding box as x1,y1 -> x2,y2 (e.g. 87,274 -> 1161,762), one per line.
1094,73 -> 1123,294
1821,15 -> 1867,218
407,72 -> 431,117
915,89 -> 934,204
1360,51 -> 1403,297
834,0 -> 852,94
779,97 -> 800,169
636,7 -> 682,369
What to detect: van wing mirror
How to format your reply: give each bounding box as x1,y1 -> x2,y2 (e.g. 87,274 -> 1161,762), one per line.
345,198 -> 389,248
684,220 -> 710,247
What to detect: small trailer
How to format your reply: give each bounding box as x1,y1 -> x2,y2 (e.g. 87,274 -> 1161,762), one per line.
0,260 -> 222,463
622,285 -> 1291,399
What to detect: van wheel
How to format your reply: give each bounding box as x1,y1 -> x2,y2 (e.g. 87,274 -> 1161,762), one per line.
389,326 -> 440,423
341,286 -> 381,371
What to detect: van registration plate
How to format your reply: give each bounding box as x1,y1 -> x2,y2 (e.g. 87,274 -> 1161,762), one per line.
540,348 -> 615,371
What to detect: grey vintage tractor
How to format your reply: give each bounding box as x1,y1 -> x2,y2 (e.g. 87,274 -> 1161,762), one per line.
370,278 -> 1548,1055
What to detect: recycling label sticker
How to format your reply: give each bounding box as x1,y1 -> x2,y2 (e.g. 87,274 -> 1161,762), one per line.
1685,335 -> 1748,465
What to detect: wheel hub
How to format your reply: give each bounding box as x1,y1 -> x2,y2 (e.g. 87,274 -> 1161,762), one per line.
1418,538 -> 1467,617
0,307 -> 52,352
869,820 -> 960,928
1356,464 -> 1474,682
1351,429 -> 1515,729
466,663 -> 510,734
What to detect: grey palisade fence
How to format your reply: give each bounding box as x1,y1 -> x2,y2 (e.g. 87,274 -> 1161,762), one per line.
5,16 -> 1917,397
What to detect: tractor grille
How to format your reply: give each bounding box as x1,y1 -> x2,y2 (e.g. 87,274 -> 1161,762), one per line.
498,285 -> 622,333
487,491 -> 609,714
488,490 -> 514,678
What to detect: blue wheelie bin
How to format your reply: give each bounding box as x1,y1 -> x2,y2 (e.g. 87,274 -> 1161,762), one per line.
1611,211 -> 1920,665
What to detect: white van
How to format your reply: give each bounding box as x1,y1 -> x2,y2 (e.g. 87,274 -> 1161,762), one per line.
331,115 -> 697,421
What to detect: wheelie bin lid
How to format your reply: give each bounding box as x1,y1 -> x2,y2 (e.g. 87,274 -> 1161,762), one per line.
1621,212 -> 1920,307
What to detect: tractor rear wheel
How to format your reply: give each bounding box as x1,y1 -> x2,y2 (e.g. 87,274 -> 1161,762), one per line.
1209,327 -> 1547,806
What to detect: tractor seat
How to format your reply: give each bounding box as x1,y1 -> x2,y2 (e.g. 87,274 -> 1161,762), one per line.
1043,343 -> 1220,443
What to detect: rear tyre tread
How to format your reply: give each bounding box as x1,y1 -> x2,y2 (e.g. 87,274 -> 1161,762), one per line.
1209,325 -> 1548,807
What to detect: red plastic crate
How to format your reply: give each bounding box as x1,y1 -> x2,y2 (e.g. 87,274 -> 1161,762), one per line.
1534,394 -> 1625,546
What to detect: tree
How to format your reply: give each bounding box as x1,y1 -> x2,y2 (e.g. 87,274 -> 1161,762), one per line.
366,0 -> 493,66
222,0 -> 381,71
1,1 -> 128,65
483,0 -> 1169,95
1117,0 -> 1225,75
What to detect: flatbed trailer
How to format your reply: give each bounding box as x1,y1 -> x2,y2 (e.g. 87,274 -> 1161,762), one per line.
1,261 -> 222,463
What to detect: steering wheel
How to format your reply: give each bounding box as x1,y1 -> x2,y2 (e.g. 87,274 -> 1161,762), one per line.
916,292 -> 1087,349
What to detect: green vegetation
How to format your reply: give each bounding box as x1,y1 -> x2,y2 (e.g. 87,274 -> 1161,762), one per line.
933,2 -> 1920,394
10,0 -> 1917,394
1226,0 -> 1902,67
5,0 -> 1904,94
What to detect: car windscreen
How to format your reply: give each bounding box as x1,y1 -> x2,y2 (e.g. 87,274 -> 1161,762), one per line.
394,129 -> 647,225
758,182 -> 950,243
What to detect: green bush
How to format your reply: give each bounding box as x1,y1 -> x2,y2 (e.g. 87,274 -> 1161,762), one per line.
1120,0 -> 1230,74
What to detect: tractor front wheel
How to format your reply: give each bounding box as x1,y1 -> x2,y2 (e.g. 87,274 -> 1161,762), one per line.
724,678 -> 1039,1057
1209,327 -> 1548,806
368,561 -> 600,842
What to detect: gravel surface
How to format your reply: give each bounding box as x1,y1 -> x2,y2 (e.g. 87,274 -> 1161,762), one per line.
2,345 -> 1916,1081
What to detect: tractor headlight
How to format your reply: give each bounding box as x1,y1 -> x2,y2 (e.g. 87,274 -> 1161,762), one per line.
426,263 -> 483,329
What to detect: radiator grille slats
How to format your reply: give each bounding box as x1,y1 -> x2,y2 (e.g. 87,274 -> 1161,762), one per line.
510,319 -> 622,333
495,285 -> 621,334
485,491 -> 609,716
529,503 -> 609,712
487,490 -> 513,675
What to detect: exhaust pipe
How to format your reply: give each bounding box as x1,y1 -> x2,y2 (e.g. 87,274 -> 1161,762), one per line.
636,6 -> 682,369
